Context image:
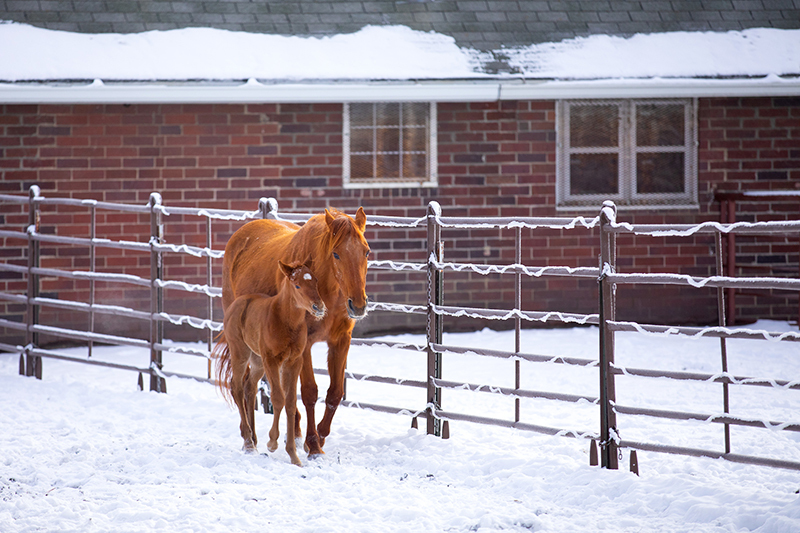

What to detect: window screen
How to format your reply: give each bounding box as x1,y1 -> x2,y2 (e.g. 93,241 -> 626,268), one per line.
557,99 -> 697,209
344,102 -> 437,188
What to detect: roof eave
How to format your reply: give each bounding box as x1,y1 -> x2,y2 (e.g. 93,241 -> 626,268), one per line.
1,76 -> 799,104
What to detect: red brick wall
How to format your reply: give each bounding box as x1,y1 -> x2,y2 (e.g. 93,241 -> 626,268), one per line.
1,98 -> 798,346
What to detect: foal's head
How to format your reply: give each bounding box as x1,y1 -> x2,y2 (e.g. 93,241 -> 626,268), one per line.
279,261 -> 327,320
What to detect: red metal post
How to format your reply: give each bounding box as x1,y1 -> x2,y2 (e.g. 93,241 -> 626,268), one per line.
599,201 -> 619,469
725,199 -> 736,326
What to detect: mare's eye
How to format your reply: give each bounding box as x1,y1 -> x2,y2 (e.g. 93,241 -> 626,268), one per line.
333,252 -> 340,260
295,285 -> 300,289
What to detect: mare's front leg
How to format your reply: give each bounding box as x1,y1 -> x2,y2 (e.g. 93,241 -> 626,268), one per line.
299,342 -> 323,456
317,332 -> 351,448
262,359 -> 285,454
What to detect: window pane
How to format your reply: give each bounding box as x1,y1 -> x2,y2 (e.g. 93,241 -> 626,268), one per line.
637,152 -> 684,193
570,105 -> 619,147
351,154 -> 374,179
376,127 -> 399,153
637,104 -> 684,146
376,153 -> 400,178
570,153 -> 618,195
376,103 -> 400,126
350,128 -> 373,153
403,127 -> 427,152
403,153 -> 427,178
403,103 -> 428,126
350,103 -> 374,127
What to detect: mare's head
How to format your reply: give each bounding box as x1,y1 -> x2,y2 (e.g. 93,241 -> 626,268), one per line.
321,207 -> 370,320
279,260 -> 327,320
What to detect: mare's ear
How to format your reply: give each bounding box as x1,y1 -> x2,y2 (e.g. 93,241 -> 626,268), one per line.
278,261 -> 294,279
303,256 -> 314,270
355,207 -> 367,232
325,209 -> 335,229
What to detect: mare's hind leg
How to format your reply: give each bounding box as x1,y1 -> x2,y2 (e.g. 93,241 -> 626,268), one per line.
263,360 -> 285,453
228,341 -> 257,453
244,355 -> 264,450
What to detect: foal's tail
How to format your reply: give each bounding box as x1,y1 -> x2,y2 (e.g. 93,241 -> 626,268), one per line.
211,329 -> 234,404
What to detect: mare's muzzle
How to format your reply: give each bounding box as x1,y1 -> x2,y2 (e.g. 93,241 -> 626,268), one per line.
347,297 -> 369,320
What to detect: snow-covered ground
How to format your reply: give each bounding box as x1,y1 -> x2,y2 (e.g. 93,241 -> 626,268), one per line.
1,322 -> 799,532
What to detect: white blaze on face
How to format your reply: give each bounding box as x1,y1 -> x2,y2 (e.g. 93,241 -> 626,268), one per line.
303,273 -> 312,281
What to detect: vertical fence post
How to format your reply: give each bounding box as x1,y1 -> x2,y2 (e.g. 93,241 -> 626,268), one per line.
724,199 -> 736,326
599,201 -> 619,469
149,193 -> 166,393
259,197 -> 278,220
88,203 -> 96,359
257,197 -> 278,410
514,226 -> 522,423
715,227 -> 732,454
426,201 -> 443,437
206,215 -> 213,379
24,186 -> 41,379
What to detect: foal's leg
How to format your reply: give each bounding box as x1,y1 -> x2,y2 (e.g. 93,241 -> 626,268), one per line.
263,359 -> 285,454
282,356 -> 303,466
228,341 -> 257,453
245,355 -> 264,449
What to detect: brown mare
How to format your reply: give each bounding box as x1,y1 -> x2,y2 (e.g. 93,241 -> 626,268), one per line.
219,208 -> 369,456
215,261 -> 326,465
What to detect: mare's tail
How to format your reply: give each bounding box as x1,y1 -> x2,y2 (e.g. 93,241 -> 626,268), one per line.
211,329 -> 234,404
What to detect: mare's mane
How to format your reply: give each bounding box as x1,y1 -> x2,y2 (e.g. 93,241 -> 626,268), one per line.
290,209 -> 362,258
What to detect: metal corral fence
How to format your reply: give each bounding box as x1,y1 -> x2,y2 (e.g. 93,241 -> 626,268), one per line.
1,188 -> 799,472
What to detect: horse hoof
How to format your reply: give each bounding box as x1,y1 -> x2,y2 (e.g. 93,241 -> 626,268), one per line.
243,444 -> 258,454
267,440 -> 279,453
307,449 -> 326,460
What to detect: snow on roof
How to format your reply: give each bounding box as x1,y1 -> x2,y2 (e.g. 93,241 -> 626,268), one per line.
1,22 -> 798,82
0,23 -> 486,82
506,27 -> 800,80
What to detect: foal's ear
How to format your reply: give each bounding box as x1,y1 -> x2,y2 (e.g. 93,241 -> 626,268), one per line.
278,261 -> 294,278
355,207 -> 367,232
325,208 -> 335,229
303,256 -> 314,270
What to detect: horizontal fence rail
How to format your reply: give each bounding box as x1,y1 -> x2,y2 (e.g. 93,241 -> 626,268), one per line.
1,189 -> 799,472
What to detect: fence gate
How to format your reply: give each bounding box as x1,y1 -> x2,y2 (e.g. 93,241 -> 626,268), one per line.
2,189 -> 799,472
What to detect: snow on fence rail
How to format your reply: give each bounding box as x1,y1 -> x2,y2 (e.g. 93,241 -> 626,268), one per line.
1,189 -> 800,472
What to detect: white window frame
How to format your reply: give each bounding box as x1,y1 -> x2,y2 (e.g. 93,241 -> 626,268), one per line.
343,102 -> 438,189
556,98 -> 698,210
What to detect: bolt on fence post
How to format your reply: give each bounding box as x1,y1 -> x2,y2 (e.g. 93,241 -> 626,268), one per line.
25,186 -> 41,379
426,201 -> 443,437
599,201 -> 619,469
149,193 -> 166,393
